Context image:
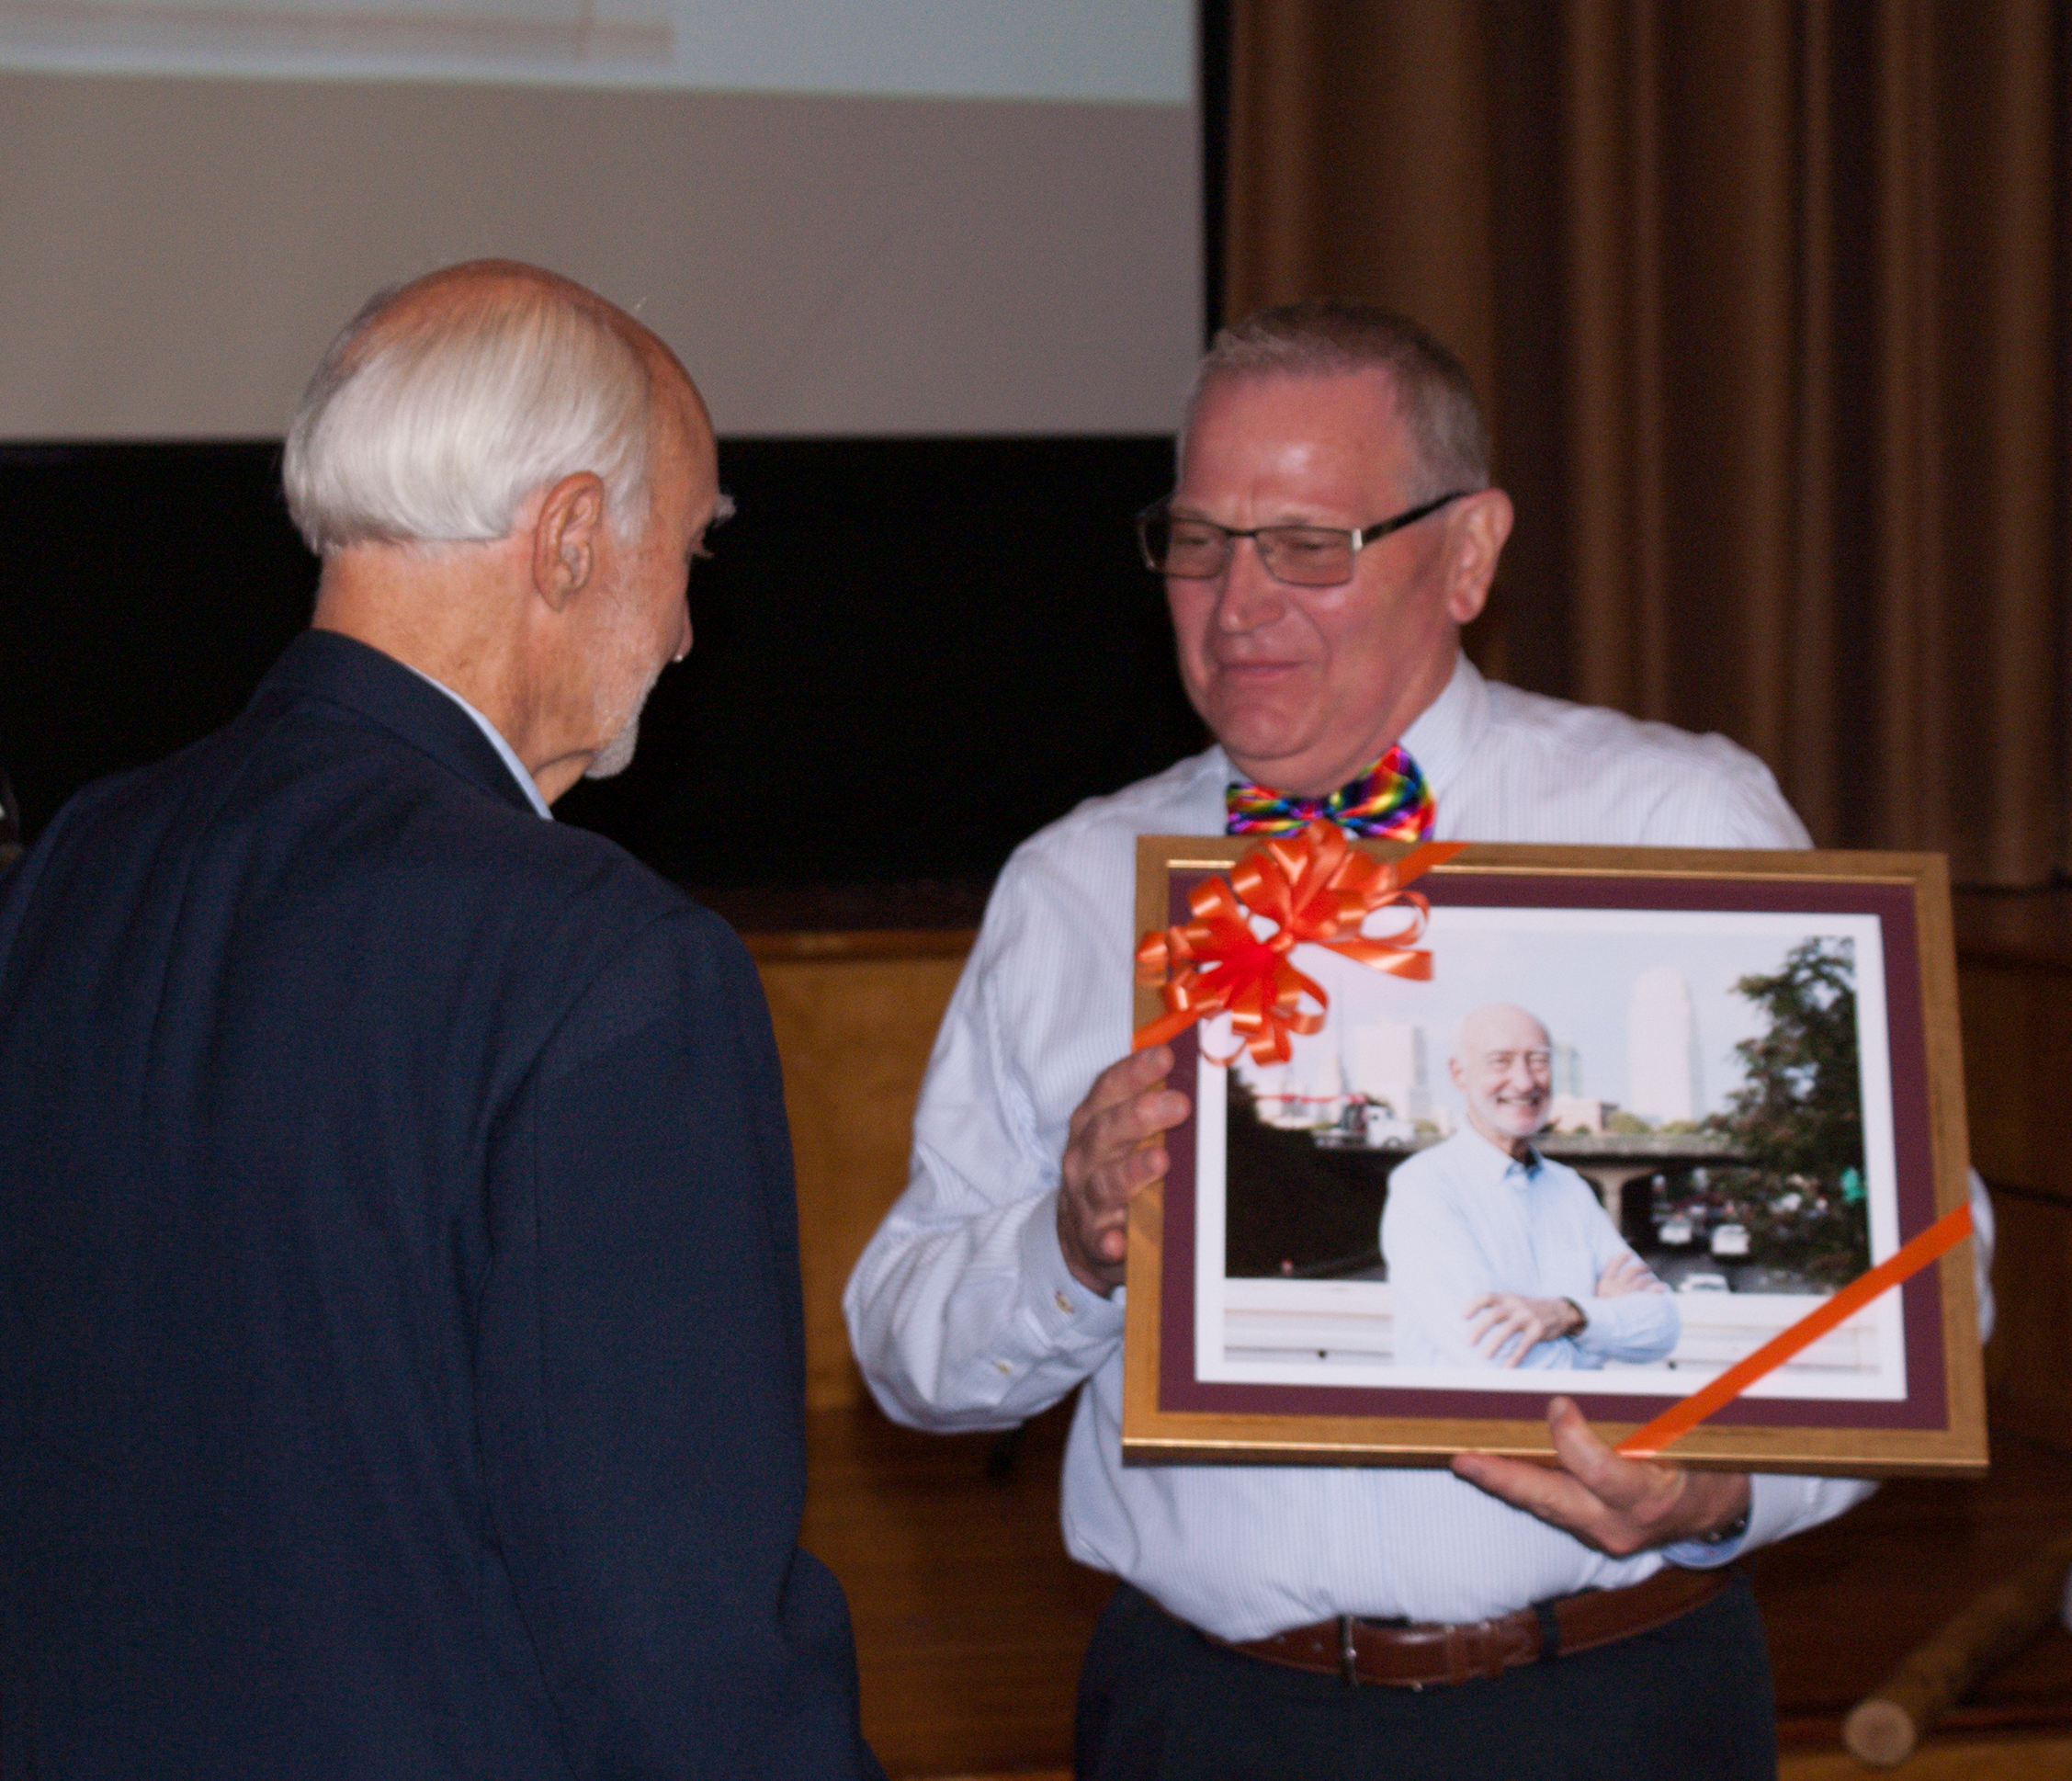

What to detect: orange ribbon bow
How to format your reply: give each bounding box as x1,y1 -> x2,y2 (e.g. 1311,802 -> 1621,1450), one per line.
1132,822 -> 1466,1065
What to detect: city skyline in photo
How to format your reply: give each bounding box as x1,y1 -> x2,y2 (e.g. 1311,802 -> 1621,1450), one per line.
1228,907 -> 1884,1136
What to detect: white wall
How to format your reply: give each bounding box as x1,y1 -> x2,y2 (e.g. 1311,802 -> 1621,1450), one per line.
0,6 -> 1200,438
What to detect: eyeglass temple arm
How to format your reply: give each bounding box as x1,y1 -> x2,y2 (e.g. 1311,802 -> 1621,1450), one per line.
1351,489 -> 1472,550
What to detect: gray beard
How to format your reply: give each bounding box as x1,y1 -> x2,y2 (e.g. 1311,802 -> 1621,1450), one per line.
583,663 -> 662,781
583,711 -> 641,780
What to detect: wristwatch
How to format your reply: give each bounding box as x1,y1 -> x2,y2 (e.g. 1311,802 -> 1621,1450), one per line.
1697,1503 -> 1751,1546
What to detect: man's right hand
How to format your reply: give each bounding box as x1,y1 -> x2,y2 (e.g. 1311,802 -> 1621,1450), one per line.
1058,1045 -> 1191,1296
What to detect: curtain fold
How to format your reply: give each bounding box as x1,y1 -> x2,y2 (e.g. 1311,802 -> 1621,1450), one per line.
1224,0 -> 2069,885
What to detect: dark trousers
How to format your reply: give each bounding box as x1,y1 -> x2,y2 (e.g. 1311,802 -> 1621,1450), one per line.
1074,1575 -> 1776,1781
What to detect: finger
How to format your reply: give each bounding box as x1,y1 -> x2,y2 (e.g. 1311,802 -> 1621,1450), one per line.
1067,1146 -> 1170,1250
1070,1046 -> 1177,1138
1065,1089 -> 1189,1215
1451,1448 -> 1605,1532
1079,1085 -> 1191,1175
1507,1312 -> 1552,1364
1464,1302 -> 1502,1338
1074,1129 -> 1177,1219
1106,1042 -> 1175,1099
1543,1397 -> 1670,1514
1453,1401 -> 1698,1554
1481,1317 -> 1527,1362
1453,1404 -> 1641,1547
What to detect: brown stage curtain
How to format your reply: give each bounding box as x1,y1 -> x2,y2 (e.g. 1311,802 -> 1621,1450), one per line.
1224,0 -> 2068,885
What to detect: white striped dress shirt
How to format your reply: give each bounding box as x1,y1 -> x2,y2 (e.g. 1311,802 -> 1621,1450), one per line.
845,653 -> 1950,1639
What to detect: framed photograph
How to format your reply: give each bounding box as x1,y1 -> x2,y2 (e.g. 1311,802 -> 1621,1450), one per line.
1123,837 -> 1986,1478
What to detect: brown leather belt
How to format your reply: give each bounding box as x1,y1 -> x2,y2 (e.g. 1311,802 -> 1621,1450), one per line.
1209,1564 -> 1732,1688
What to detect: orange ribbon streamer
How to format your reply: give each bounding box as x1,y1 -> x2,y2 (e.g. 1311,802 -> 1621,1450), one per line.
1132,822 -> 1466,1066
1615,1200 -> 1975,1458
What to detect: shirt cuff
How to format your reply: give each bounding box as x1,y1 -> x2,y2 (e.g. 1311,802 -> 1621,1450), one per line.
1660,1473 -> 1789,1568
1569,1292 -> 1675,1360
1013,1187 -> 1127,1352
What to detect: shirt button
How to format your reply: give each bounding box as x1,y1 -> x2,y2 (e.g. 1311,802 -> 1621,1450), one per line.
1055,1290 -> 1074,1314
994,1359 -> 1013,1375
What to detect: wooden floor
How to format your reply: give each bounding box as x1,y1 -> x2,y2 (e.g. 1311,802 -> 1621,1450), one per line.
1780,1735 -> 2072,1779
888,1748 -> 2072,1781
802,1401 -> 2072,1780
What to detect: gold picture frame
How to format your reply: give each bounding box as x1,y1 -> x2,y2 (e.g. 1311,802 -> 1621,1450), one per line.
1123,838 -> 1986,1479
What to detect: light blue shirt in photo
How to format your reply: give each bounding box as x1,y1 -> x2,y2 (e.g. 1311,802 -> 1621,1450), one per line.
1381,1128 -> 1680,1370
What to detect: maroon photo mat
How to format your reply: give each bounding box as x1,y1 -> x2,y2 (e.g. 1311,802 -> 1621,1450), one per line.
1154,869 -> 1949,1433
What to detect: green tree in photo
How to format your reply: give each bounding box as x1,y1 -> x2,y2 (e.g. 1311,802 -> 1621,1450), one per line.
1709,936 -> 1871,1287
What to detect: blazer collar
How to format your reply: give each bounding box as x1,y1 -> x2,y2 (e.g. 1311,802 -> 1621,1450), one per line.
256,629 -> 539,818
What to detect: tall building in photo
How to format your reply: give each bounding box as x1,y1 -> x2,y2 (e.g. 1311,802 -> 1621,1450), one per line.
1347,1020 -> 1429,1122
1551,1040 -> 1583,1096
1300,1049 -> 1347,1126
1627,966 -> 1700,1124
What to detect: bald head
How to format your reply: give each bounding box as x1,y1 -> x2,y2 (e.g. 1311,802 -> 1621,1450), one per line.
284,259 -> 713,555
1449,1003 -> 1553,1158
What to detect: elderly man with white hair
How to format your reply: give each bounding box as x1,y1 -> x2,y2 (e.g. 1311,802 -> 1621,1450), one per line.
1383,1002 -> 1678,1372
0,262 -> 880,1780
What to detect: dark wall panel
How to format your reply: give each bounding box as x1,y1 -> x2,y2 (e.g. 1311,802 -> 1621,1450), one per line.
0,437 -> 1205,901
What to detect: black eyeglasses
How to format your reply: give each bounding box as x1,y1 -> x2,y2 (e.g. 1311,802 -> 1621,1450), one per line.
1135,489 -> 1470,587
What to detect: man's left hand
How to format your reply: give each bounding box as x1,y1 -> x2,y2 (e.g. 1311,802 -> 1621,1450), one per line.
1451,1396 -> 1752,1558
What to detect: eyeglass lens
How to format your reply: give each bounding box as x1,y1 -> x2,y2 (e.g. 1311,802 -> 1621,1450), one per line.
1143,515 -> 1359,587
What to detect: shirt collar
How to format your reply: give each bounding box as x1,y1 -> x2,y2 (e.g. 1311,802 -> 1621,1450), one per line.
1397,650 -> 1489,815
1456,1121 -> 1544,1185
398,664 -> 552,821
1199,646 -> 1485,827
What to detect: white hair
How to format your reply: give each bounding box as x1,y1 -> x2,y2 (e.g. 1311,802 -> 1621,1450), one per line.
282,277 -> 654,553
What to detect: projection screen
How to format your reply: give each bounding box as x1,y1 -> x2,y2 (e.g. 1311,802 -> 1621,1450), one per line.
0,1 -> 1201,438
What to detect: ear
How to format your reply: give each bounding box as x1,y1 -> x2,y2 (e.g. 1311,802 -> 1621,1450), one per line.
1441,488 -> 1515,627
530,472 -> 607,612
1448,1054 -> 1468,1093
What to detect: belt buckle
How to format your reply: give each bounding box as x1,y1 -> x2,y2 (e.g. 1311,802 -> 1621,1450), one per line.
1338,1615 -> 1359,1687
1446,1619 -> 1510,1685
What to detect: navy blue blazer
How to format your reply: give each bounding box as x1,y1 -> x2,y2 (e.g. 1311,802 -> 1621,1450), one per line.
0,631 -> 880,1779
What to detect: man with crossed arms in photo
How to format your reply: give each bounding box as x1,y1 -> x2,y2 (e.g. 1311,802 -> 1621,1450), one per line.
1384,1002 -> 1678,1373
847,301 -> 1987,1779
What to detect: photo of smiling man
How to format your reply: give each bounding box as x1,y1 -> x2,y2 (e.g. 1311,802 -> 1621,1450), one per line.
1381,1003 -> 1680,1371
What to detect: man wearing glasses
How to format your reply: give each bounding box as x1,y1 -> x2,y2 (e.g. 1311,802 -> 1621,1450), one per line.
847,302 -> 1883,1779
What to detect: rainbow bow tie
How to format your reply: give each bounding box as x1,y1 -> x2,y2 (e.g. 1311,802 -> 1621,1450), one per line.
1226,745 -> 1434,840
